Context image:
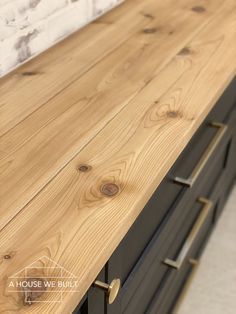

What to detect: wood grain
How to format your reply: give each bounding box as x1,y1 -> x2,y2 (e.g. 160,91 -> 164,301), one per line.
0,0 -> 235,312
0,0 -> 170,160
0,0 -> 168,138
0,0 -> 219,230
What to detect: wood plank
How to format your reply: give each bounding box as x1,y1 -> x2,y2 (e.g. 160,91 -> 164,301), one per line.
0,0 -> 218,230
0,0 -> 205,161
0,0 -> 219,160
0,0 -> 169,138
0,1 -> 235,312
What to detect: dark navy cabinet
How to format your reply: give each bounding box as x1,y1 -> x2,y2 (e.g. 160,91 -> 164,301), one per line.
74,77 -> 236,314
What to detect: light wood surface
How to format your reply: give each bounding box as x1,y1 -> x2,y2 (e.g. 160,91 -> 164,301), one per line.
0,0 -> 220,229
0,0 -> 155,137
0,0 -> 235,312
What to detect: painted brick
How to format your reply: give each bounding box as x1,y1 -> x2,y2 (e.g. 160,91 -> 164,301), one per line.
0,3 -> 17,40
15,0 -> 69,29
91,0 -> 122,17
47,0 -> 88,43
0,0 -> 124,77
0,22 -> 48,74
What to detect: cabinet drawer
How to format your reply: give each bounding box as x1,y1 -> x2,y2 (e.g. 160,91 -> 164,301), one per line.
147,199 -> 217,314
122,198 -> 212,314
107,97 -> 234,291
106,132 -> 231,313
109,173 -> 183,285
73,296 -> 88,314
80,78 -> 236,314
171,77 -> 236,188
207,77 -> 236,123
106,79 -> 236,289
225,107 -> 236,175
108,121 -> 229,286
85,123 -> 231,314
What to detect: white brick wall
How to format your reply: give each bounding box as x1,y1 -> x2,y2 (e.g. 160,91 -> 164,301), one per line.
0,0 -> 123,77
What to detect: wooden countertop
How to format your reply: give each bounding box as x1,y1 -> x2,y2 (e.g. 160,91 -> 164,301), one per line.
0,0 -> 235,312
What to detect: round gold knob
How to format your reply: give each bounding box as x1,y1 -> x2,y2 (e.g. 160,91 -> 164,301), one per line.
93,278 -> 121,304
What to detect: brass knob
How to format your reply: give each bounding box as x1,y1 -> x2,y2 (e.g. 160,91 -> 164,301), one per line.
93,278 -> 121,304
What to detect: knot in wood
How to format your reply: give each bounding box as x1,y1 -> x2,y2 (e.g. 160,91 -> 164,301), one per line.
166,110 -> 181,118
178,47 -> 191,56
142,13 -> 154,19
21,71 -> 38,76
22,278 -> 47,306
143,27 -> 158,34
100,183 -> 120,197
78,164 -> 92,172
191,6 -> 206,13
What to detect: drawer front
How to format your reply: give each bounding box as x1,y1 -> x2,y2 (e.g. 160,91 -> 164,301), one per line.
171,122 -> 228,187
215,107 -> 236,220
74,130 -> 231,314
81,78 -> 236,314
73,296 -> 88,314
108,173 -> 183,284
225,107 -> 236,175
213,164 -> 236,221
122,199 -> 211,314
74,302 -> 88,314
147,199 -> 217,314
107,90 -> 235,291
171,77 -> 236,188
105,131 -> 231,314
207,77 -> 236,123
107,122 -> 229,287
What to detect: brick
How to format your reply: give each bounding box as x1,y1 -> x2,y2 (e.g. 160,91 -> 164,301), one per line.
90,0 -> 123,18
15,0 -> 68,29
0,22 -> 49,73
47,1 -> 89,44
0,0 -> 124,77
0,3 -> 17,40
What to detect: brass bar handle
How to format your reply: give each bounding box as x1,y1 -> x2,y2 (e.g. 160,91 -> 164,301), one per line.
93,278 -> 121,304
163,197 -> 213,270
173,258 -> 200,313
174,122 -> 228,187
